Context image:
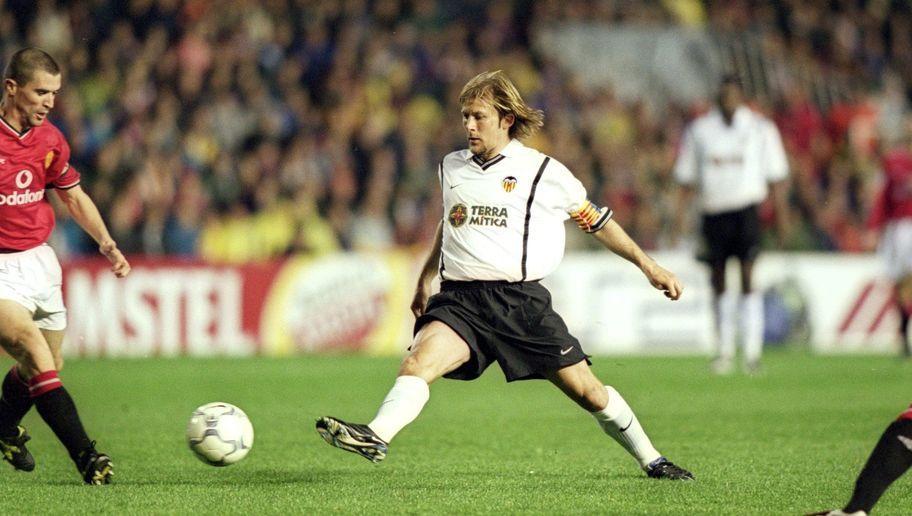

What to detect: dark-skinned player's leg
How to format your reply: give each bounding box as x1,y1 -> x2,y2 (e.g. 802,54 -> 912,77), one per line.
843,411 -> 912,514
709,260 -> 735,374
896,275 -> 912,357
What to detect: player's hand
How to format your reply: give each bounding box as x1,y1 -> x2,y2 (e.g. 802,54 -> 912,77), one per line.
641,260 -> 683,300
99,241 -> 131,278
411,282 -> 431,318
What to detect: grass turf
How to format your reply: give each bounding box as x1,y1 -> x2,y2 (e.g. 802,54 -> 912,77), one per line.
0,349 -> 908,514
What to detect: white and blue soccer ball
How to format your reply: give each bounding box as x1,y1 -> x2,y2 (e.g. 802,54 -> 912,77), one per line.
186,402 -> 254,466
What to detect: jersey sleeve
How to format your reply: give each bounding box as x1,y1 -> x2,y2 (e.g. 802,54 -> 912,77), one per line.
672,125 -> 698,185
46,135 -> 81,189
546,158 -> 612,233
762,119 -> 788,182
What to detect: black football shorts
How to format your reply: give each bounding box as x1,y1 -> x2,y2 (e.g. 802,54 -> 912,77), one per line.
699,203 -> 761,265
414,280 -> 590,382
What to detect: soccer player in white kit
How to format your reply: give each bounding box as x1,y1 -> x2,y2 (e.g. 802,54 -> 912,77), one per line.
673,75 -> 790,374
317,71 -> 694,480
866,140 -> 912,356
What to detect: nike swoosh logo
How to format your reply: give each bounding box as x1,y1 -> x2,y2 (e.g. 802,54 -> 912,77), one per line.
449,184 -> 463,189
619,418 -> 633,432
560,347 -> 573,355
899,435 -> 912,451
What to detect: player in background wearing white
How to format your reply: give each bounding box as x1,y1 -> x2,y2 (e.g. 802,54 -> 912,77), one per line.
865,128 -> 912,357
317,70 -> 693,480
673,74 -> 790,374
0,48 -> 130,484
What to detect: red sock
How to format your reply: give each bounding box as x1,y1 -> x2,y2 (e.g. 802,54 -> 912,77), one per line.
28,370 -> 63,398
27,371 -> 93,462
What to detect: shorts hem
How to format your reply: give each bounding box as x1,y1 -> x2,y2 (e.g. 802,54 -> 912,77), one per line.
0,295 -> 37,314
503,355 -> 592,382
414,312 -> 486,382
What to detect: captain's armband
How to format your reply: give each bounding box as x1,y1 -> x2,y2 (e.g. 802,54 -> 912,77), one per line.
570,200 -> 612,233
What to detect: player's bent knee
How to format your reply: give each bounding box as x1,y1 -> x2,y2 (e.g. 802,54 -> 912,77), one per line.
579,383 -> 609,412
0,324 -> 41,357
399,353 -> 425,375
0,326 -> 55,375
401,324 -> 471,381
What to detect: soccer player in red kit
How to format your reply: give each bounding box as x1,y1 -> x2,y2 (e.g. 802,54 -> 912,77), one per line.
867,141 -> 912,356
0,48 -> 130,484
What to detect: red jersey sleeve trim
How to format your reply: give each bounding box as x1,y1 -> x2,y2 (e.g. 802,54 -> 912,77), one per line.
55,181 -> 81,190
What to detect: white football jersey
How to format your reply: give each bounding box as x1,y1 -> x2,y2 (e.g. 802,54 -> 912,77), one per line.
674,106 -> 788,214
438,139 -> 611,282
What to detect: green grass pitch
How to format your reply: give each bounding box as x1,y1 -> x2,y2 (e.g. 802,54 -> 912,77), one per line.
0,350 -> 908,514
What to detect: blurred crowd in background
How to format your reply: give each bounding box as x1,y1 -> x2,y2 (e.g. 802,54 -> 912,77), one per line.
2,0 -> 912,262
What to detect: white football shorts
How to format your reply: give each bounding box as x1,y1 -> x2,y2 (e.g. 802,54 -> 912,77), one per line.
0,243 -> 66,330
879,218 -> 912,280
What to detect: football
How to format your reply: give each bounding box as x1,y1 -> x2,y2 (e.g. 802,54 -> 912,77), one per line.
186,402 -> 254,466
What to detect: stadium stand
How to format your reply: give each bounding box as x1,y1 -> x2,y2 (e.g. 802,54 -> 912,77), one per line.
1,0 -> 910,261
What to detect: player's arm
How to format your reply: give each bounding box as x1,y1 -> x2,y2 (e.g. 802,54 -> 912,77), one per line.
763,120 -> 792,247
591,220 -> 683,300
410,219 -> 443,317
55,185 -> 131,278
671,125 -> 699,247
761,119 -> 791,246
673,185 -> 696,244
770,179 -> 791,246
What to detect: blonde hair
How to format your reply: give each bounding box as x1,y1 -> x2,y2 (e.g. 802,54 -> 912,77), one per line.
458,70 -> 544,139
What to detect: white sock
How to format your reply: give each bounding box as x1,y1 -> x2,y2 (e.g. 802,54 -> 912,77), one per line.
591,386 -> 662,468
714,291 -> 737,361
367,375 -> 430,443
740,292 -> 764,365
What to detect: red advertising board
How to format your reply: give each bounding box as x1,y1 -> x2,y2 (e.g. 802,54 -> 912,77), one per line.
61,252 -> 418,357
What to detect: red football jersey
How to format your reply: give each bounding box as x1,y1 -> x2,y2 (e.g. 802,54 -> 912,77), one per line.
0,117 -> 81,250
868,148 -> 912,230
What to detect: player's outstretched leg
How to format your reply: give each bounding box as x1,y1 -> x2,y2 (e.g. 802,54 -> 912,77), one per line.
550,362 -> 694,480
808,411 -> 912,516
842,417 -> 912,514
591,386 -> 695,481
316,375 -> 430,463
0,365 -> 35,471
29,371 -> 113,484
315,416 -> 389,463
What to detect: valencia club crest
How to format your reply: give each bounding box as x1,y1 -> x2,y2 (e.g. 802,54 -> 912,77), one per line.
502,176 -> 517,192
